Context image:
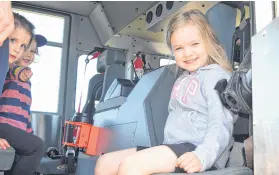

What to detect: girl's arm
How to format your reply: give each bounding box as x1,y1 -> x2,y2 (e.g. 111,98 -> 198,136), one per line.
192,70 -> 235,171
9,64 -> 32,82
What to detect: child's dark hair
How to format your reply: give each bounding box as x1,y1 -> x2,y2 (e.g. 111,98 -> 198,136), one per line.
13,12 -> 35,48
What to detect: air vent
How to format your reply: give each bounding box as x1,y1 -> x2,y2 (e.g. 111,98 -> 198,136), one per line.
146,11 -> 153,24
156,4 -> 163,17
166,1 -> 174,10
145,1 -> 188,32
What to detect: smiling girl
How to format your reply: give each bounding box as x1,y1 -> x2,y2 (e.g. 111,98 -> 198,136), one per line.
94,9 -> 235,175
0,33 -> 47,133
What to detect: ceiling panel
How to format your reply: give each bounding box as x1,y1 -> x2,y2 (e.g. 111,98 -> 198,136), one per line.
17,1 -> 99,16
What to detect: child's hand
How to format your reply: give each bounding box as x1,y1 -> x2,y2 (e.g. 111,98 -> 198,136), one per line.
176,152 -> 202,173
19,68 -> 33,82
0,138 -> 10,150
0,1 -> 14,46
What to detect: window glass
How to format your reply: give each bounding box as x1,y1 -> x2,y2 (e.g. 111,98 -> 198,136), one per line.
12,8 -> 65,113
13,8 -> 65,43
160,58 -> 176,67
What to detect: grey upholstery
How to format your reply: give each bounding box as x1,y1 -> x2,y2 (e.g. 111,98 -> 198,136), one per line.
84,49 -> 126,114
227,142 -> 245,167
82,73 -> 104,114
98,49 -> 126,102
0,147 -> 15,171
96,49 -> 126,73
99,64 -> 126,102
206,2 -> 237,61
95,78 -> 137,114
143,65 -> 179,146
93,64 -> 178,152
86,74 -> 104,102
95,96 -> 126,113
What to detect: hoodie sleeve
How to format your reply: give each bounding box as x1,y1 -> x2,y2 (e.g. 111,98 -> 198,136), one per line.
192,70 -> 234,171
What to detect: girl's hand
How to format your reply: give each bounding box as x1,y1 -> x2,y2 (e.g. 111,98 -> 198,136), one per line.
19,68 -> 33,82
176,152 -> 202,173
0,138 -> 10,150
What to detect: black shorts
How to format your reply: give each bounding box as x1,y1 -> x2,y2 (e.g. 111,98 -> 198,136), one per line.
137,142 -> 217,173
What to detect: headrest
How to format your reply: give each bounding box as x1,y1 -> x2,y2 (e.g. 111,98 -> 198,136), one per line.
205,3 -> 237,60
97,49 -> 126,73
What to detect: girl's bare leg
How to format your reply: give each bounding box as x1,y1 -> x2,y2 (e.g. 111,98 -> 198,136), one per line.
94,148 -> 137,175
118,145 -> 177,175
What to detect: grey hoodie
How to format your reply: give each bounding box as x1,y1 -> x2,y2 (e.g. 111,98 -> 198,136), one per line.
163,64 -> 237,171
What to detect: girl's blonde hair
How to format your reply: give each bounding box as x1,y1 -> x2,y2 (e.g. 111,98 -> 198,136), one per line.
166,9 -> 233,72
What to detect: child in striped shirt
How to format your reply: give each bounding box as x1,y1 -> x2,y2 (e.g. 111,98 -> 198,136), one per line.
0,34 -> 47,133
0,12 -> 45,175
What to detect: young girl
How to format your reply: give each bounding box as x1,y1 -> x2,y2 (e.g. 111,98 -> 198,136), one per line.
0,13 -> 45,175
17,34 -> 47,67
0,12 -> 38,133
7,13 -> 34,65
0,34 -> 47,133
94,9 -> 236,175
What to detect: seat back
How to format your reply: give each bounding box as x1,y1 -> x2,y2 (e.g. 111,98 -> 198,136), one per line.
81,54 -> 106,115
82,49 -> 126,117
143,65 -> 180,146
206,2 -> 237,62
211,3 -> 252,168
82,74 -> 104,118
97,49 -> 126,102
94,78 -> 137,116
93,64 -> 178,152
